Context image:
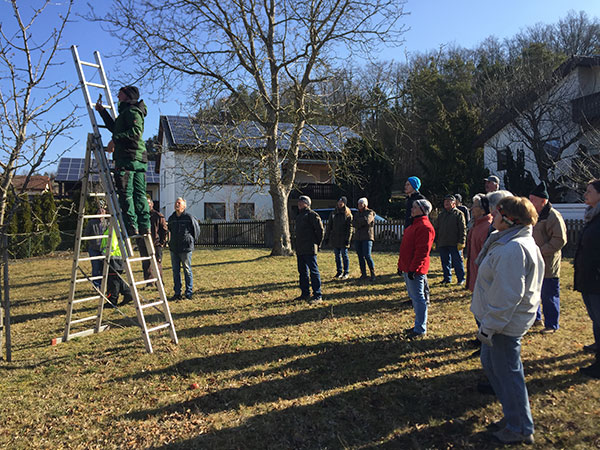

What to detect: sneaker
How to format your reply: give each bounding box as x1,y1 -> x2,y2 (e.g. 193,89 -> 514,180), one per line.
458,280 -> 466,286
583,343 -> 598,353
120,295 -> 133,306
169,294 -> 182,301
294,294 -> 310,301
492,428 -> 534,444
532,319 -> 544,328
185,294 -> 193,300
309,295 -> 323,305
126,226 -> 139,237
579,361 -> 600,379
333,272 -> 342,279
406,329 -> 425,339
540,327 -> 557,334
341,273 -> 349,280
441,280 -> 451,286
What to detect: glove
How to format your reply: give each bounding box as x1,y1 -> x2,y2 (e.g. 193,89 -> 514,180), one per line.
457,243 -> 465,251
477,327 -> 494,347
408,271 -> 415,280
397,268 -> 403,276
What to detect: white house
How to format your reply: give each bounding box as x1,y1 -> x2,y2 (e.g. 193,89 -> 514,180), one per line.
157,116 -> 358,220
478,55 -> 600,200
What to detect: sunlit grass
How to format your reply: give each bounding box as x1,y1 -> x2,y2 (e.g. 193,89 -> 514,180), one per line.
0,248 -> 598,449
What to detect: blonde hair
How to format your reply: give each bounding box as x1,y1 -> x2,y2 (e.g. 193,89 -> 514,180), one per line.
497,196 -> 538,226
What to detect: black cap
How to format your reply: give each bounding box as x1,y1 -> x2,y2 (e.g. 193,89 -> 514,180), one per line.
444,194 -> 456,201
530,181 -> 549,199
339,196 -> 348,205
120,85 -> 140,101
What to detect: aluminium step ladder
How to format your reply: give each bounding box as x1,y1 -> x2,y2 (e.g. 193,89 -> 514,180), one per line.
52,46 -> 178,353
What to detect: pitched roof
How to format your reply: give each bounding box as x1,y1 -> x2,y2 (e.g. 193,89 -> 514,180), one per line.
473,55 -> 600,148
159,115 -> 359,154
12,175 -> 53,193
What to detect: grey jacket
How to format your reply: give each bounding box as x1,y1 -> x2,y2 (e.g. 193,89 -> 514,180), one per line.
295,208 -> 324,255
470,226 -> 544,337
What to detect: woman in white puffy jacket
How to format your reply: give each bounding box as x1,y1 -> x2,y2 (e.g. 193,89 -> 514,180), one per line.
470,196 -> 544,445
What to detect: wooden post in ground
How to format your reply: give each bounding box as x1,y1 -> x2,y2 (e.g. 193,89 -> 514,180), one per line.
2,236 -> 11,362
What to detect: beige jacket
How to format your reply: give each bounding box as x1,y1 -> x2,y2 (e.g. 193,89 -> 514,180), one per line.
532,203 -> 567,278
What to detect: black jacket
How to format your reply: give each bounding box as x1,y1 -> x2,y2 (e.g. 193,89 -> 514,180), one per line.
574,213 -> 600,294
168,211 -> 200,253
405,191 -> 425,228
324,207 -> 353,248
295,208 -> 324,255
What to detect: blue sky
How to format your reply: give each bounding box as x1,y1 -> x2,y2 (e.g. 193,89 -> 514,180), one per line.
3,0 -> 600,173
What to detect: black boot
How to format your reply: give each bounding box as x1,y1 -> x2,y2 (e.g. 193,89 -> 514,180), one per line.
580,356 -> 600,379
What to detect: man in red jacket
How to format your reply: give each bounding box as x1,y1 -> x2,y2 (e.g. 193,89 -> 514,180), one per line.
398,199 -> 435,338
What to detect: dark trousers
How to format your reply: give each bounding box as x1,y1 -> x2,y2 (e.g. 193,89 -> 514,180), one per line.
582,292 -> 600,359
439,245 -> 465,283
536,277 -> 560,329
140,242 -> 164,283
297,253 -> 321,297
105,260 -> 132,306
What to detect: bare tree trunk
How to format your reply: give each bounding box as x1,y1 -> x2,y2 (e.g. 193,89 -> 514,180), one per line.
2,235 -> 10,362
269,184 -> 293,256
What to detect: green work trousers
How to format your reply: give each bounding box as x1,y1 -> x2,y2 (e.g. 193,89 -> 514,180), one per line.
114,160 -> 150,234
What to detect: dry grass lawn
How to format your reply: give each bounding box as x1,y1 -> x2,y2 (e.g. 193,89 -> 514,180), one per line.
0,248 -> 598,449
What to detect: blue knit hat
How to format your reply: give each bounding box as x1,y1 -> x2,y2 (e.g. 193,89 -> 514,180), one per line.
408,176 -> 421,191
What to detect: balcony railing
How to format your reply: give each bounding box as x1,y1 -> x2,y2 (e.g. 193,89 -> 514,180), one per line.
572,91 -> 600,124
289,183 -> 341,200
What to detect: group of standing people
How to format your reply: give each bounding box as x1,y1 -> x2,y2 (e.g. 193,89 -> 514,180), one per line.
294,172 -> 599,445
294,195 -> 379,305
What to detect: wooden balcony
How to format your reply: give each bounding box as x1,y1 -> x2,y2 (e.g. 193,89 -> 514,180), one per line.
572,91 -> 600,124
289,183 -> 341,200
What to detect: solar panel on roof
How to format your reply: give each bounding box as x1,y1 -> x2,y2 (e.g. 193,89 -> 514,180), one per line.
56,157 -> 161,183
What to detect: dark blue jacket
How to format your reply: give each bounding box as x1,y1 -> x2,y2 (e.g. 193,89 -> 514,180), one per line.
167,211 -> 199,253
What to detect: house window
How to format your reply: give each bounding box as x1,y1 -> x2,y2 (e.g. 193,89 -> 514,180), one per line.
497,147 -> 509,171
204,202 -> 226,220
234,203 -> 255,220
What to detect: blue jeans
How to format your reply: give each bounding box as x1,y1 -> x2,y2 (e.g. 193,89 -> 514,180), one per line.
536,278 -> 560,329
334,247 -> 349,275
88,248 -> 103,288
582,292 -> 600,354
404,272 -> 429,334
170,250 -> 193,296
439,246 -> 465,283
297,254 -> 321,297
356,240 -> 374,276
480,334 -> 534,436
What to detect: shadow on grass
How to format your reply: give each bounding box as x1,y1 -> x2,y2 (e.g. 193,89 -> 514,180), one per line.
118,333 -> 497,448
121,340 -> 590,449
175,297 -> 410,339
190,253 -> 270,268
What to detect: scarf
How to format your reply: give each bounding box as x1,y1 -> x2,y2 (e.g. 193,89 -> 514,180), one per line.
475,225 -> 526,267
584,202 -> 600,223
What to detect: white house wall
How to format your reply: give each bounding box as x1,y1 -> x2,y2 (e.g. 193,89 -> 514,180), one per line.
159,150 -> 273,220
483,68 -> 585,188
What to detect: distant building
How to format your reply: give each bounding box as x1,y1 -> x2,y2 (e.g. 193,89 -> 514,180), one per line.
157,115 -> 358,220
12,175 -> 55,195
475,55 -> 600,200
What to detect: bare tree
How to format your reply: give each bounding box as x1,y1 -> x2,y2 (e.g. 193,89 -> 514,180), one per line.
0,0 -> 77,360
90,0 -> 407,256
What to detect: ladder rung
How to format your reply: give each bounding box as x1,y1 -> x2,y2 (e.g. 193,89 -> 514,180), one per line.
147,323 -> 171,333
80,60 -> 100,68
75,275 -> 103,283
71,315 -> 98,325
88,192 -> 106,197
73,295 -> 102,305
85,81 -> 106,89
135,278 -> 158,286
128,256 -> 152,263
141,300 -> 165,310
83,213 -> 112,219
78,255 -> 105,262
81,235 -> 107,241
